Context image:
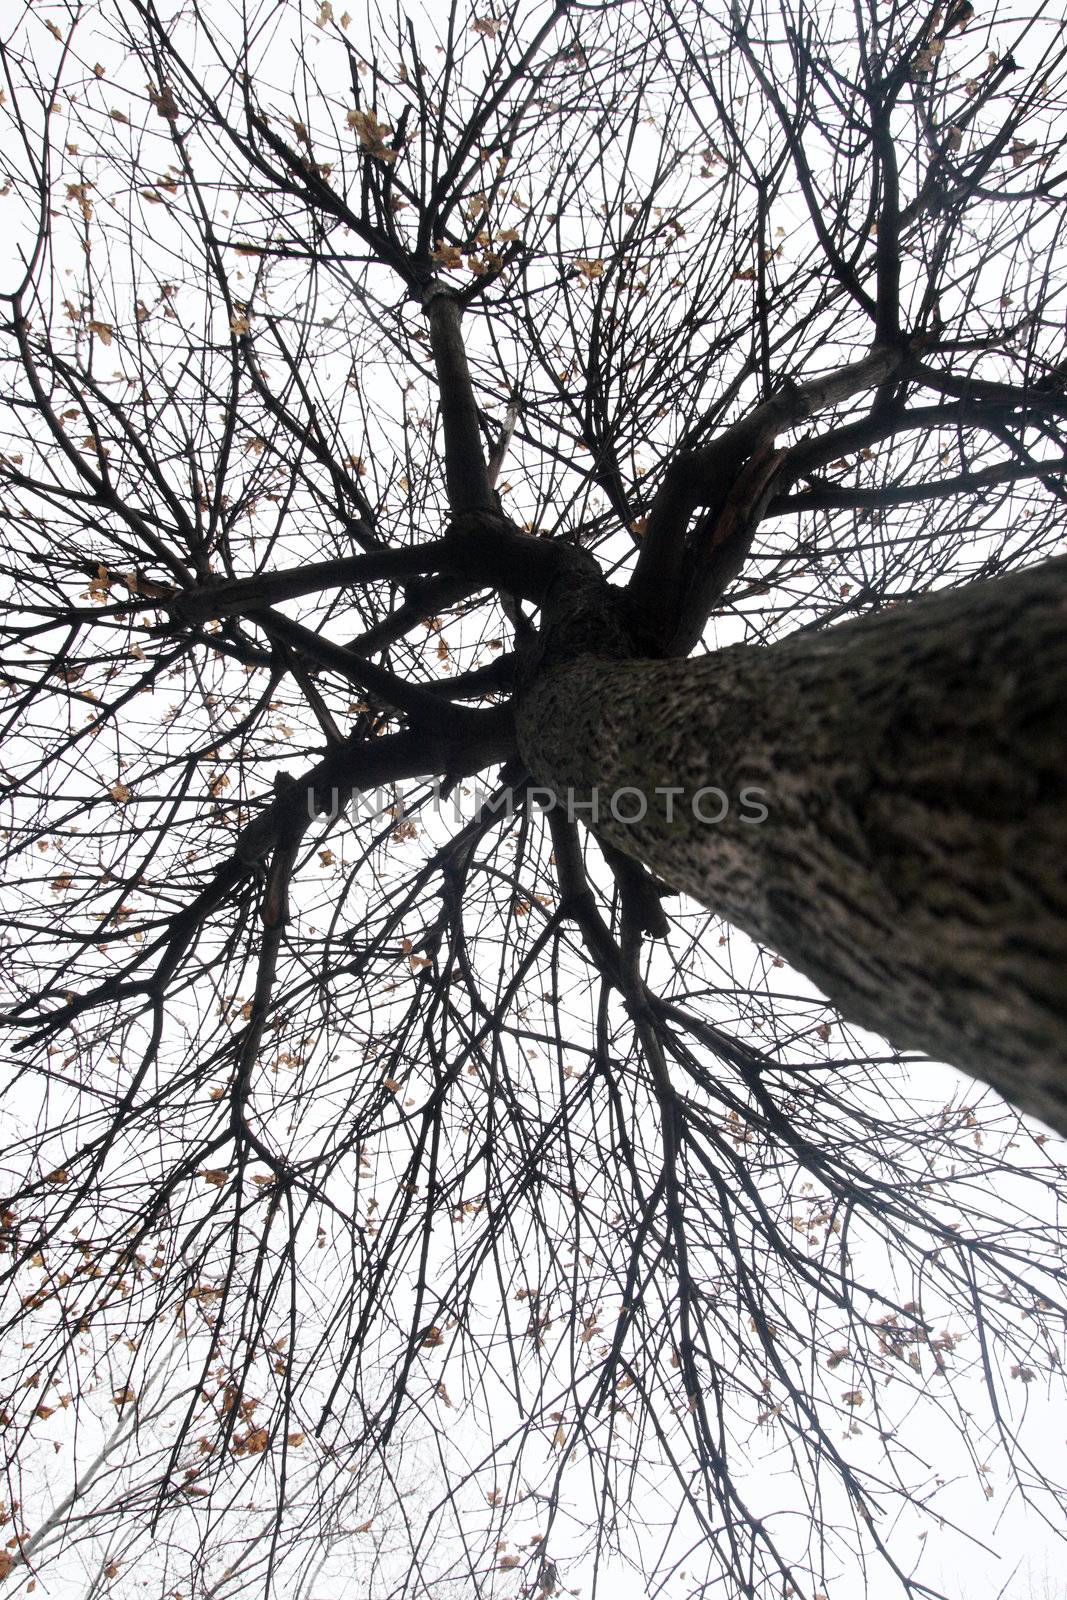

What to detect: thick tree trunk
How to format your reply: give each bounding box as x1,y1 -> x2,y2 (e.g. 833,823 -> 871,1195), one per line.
517,557 -> 1067,1135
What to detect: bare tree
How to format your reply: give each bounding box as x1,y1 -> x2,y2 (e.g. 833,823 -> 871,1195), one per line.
1,0 -> 1066,1596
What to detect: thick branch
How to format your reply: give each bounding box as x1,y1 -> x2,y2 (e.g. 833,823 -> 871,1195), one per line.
771,454 -> 1067,515
169,545 -> 450,623
627,346 -> 903,648
252,608 -> 468,728
422,288 -> 495,514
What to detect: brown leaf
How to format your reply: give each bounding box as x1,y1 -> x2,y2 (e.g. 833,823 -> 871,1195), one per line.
66,183 -> 94,221
431,241 -> 463,268
346,109 -> 395,164
150,84 -> 180,121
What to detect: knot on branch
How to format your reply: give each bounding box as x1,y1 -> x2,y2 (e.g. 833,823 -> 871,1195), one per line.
415,278 -> 461,311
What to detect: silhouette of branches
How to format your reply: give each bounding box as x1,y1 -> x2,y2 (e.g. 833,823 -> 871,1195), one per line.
1,1 -> 1066,1595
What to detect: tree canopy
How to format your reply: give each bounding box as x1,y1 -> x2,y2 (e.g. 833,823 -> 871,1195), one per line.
1,0 -> 1066,1596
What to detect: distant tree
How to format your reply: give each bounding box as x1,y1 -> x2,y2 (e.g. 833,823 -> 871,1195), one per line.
1022,1565 -> 1067,1600
1,1 -> 1066,1596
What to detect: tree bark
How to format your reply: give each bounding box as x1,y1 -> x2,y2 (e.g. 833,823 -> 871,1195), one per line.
517,556 -> 1067,1134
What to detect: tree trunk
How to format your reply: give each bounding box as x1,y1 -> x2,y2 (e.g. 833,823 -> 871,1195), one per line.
517,556 -> 1067,1135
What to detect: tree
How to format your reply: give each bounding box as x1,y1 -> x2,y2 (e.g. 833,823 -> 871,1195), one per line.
1,0 -> 1066,1596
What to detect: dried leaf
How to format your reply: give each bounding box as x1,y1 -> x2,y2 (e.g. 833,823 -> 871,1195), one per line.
66,183 -> 93,222
346,109 -> 396,164
149,85 -> 179,122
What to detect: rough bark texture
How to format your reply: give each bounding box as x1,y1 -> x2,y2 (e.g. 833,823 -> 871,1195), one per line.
517,556 -> 1067,1134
